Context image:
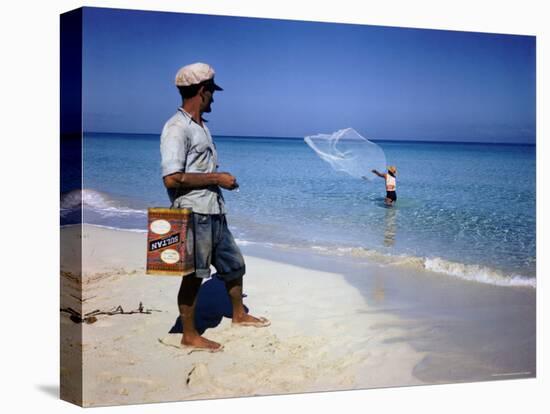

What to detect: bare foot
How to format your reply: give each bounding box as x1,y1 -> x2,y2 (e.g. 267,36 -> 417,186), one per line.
181,334 -> 222,351
232,313 -> 271,327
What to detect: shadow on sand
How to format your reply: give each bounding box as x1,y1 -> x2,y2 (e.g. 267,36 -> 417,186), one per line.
168,275 -> 249,335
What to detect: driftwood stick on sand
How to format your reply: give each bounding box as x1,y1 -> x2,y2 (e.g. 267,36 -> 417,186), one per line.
60,302 -> 162,324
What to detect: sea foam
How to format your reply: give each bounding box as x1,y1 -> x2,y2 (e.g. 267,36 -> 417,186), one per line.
61,188 -> 147,217
310,245 -> 535,289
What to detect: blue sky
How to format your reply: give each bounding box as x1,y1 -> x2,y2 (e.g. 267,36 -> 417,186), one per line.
81,7 -> 536,143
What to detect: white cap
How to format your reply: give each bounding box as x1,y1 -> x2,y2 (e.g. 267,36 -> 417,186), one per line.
174,62 -> 223,90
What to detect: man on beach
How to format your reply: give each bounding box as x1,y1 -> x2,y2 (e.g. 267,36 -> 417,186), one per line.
160,62 -> 270,352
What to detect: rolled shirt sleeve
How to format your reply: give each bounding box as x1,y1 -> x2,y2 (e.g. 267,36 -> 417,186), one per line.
160,123 -> 188,178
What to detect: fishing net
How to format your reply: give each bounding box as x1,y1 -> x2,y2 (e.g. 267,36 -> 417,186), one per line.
304,128 -> 386,181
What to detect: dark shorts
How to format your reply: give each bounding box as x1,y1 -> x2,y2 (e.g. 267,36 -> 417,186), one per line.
386,191 -> 397,202
192,213 -> 246,281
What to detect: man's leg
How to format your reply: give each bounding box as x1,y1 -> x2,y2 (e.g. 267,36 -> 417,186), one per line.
177,213 -> 222,349
225,276 -> 269,325
214,216 -> 270,326
224,276 -> 253,322
177,275 -> 221,350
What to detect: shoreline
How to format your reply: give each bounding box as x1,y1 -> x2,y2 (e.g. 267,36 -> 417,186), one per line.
61,225 -> 535,406
61,219 -> 536,289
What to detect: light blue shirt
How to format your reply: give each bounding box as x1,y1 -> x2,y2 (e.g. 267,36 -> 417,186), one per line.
160,109 -> 226,214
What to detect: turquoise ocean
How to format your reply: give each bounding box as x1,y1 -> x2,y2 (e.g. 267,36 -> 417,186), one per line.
62,133 -> 536,288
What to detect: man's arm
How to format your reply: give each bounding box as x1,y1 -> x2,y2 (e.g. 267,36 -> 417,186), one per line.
371,169 -> 386,179
163,172 -> 238,190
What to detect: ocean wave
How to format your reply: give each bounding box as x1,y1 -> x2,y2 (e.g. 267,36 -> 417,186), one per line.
423,257 -> 536,288
60,188 -> 147,217
237,239 -> 535,288
84,223 -> 147,233
308,245 -> 535,289
234,238 -> 257,246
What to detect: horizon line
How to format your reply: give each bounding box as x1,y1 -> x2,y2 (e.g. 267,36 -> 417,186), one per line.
79,131 -> 536,145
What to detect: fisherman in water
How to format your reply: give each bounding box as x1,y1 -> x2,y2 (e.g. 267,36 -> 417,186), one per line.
372,166 -> 398,206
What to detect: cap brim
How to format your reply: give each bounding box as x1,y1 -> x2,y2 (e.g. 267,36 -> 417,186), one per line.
213,81 -> 223,91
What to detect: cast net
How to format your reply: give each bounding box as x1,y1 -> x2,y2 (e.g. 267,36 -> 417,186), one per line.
304,128 -> 386,181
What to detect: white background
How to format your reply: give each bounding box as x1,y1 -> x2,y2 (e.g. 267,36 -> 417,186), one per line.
1,0 -> 547,412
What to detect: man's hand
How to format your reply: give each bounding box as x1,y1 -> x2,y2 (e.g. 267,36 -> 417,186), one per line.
217,172 -> 239,190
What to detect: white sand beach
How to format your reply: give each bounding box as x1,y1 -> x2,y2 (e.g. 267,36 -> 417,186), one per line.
61,225 -> 428,407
